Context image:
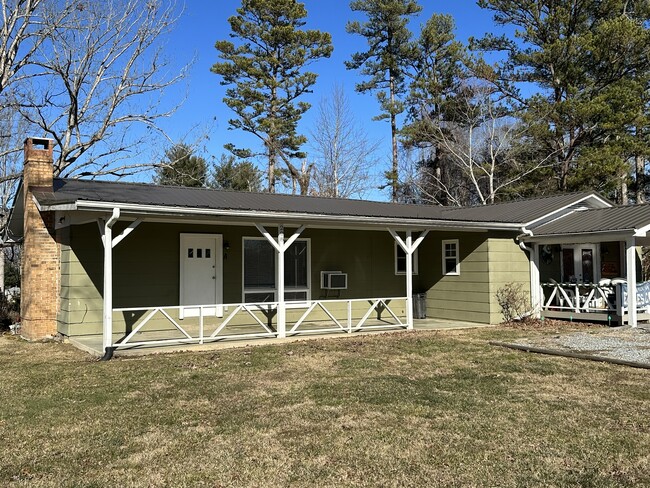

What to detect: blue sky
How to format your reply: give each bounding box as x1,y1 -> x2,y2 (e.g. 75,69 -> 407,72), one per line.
152,1 -> 499,199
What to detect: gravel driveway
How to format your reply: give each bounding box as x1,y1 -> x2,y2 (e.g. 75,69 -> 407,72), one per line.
502,326 -> 650,367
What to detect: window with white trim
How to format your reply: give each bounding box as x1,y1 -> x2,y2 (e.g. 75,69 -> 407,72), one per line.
395,242 -> 418,275
243,238 -> 310,303
442,239 -> 459,275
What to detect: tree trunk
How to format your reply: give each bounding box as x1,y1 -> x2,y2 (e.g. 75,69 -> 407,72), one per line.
268,144 -> 276,193
635,154 -> 645,204
389,73 -> 398,202
620,175 -> 629,205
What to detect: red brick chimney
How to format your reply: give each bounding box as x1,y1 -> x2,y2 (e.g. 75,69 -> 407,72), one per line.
21,138 -> 59,340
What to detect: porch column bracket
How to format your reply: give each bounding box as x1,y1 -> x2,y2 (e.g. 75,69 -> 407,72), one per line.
111,218 -> 143,248
255,223 -> 306,252
255,223 -> 307,339
388,228 -> 429,254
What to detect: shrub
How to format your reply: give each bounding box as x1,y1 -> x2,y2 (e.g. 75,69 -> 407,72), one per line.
0,291 -> 20,331
496,282 -> 532,323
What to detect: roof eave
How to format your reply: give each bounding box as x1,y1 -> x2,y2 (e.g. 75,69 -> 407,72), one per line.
39,199 -> 523,231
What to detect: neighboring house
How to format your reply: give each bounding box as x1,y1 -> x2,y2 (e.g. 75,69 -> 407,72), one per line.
8,138 -> 650,356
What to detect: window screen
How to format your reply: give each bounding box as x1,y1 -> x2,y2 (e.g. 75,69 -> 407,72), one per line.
244,239 -> 275,288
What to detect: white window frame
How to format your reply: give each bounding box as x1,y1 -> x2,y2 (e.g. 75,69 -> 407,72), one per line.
442,239 -> 460,276
242,236 -> 311,305
394,241 -> 419,275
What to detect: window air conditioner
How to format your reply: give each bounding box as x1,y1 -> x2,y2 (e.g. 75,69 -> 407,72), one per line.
320,271 -> 348,290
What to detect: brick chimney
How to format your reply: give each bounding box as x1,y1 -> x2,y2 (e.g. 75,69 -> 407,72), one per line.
21,138 -> 59,340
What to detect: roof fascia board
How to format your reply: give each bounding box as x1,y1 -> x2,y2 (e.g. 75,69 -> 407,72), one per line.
523,230 -> 631,244
524,194 -> 612,228
41,199 -> 522,231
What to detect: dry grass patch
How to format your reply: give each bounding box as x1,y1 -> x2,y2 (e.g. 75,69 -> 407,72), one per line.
1,328 -> 649,487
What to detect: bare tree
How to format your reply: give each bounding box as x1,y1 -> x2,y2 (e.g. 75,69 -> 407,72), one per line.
0,0 -> 48,95
17,0 -> 185,178
408,82 -> 554,205
310,84 -> 378,198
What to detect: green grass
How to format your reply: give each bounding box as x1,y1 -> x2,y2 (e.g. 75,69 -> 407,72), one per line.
1,327 -> 649,487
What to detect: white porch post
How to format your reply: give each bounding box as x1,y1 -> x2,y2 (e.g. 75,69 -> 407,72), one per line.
530,243 -> 541,317
626,236 -> 637,327
405,231 -> 413,328
388,228 -> 429,329
277,225 -> 286,338
255,223 -> 306,339
100,208 -> 120,353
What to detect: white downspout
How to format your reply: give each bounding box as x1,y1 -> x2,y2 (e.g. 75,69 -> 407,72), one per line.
519,227 -> 541,318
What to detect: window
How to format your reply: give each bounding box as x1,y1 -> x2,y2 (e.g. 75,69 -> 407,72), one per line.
395,243 -> 418,275
242,238 -> 310,303
442,239 -> 459,275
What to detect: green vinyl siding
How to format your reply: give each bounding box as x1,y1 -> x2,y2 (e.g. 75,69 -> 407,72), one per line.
58,220 -> 531,336
417,232 -> 492,324
59,223 -> 409,336
487,236 -> 531,324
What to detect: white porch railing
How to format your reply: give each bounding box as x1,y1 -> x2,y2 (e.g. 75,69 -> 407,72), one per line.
541,282 -> 616,313
110,297 -> 408,349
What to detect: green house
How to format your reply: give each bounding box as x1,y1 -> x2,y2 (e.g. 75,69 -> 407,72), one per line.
9,138 -> 650,357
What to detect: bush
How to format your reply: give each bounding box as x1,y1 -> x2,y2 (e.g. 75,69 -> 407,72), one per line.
495,282 -> 532,323
0,291 -> 20,331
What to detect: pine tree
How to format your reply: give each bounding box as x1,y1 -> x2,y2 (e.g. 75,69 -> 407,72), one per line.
473,0 -> 650,200
212,0 -> 332,193
211,154 -> 263,192
155,143 -> 207,187
345,0 -> 422,202
401,13 -> 467,205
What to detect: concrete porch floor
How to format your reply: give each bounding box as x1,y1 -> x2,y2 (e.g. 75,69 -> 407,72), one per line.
67,318 -> 492,358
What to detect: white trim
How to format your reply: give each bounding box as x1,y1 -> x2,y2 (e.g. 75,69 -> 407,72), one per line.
395,241 -> 419,275
523,194 -> 612,228
242,236 -> 311,306
179,233 -> 223,318
442,239 -> 460,276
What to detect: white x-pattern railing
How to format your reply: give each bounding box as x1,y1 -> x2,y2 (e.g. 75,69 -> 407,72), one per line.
111,297 -> 408,349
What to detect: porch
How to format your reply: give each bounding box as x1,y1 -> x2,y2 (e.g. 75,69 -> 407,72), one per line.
67,307 -> 488,357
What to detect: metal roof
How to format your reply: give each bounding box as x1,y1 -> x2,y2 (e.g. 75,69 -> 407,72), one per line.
530,205 -> 650,236
28,179 -> 607,228
442,191 -> 605,224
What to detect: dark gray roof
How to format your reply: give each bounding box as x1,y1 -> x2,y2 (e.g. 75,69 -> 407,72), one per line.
531,205 -> 650,236
29,178 -> 604,226
442,191 -> 602,224
39,178 -> 453,220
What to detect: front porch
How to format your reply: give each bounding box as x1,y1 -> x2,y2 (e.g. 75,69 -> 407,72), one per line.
67,311 -> 490,357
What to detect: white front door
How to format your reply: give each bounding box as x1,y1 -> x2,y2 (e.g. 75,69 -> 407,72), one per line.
562,244 -> 598,283
180,234 -> 223,317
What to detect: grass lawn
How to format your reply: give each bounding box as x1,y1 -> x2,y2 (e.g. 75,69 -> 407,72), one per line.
1,327 -> 649,487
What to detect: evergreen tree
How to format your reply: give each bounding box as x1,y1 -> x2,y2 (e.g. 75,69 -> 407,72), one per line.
211,154 -> 263,192
212,0 -> 332,193
473,0 -> 650,201
401,13 -> 467,205
155,143 -> 207,187
345,0 -> 422,202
